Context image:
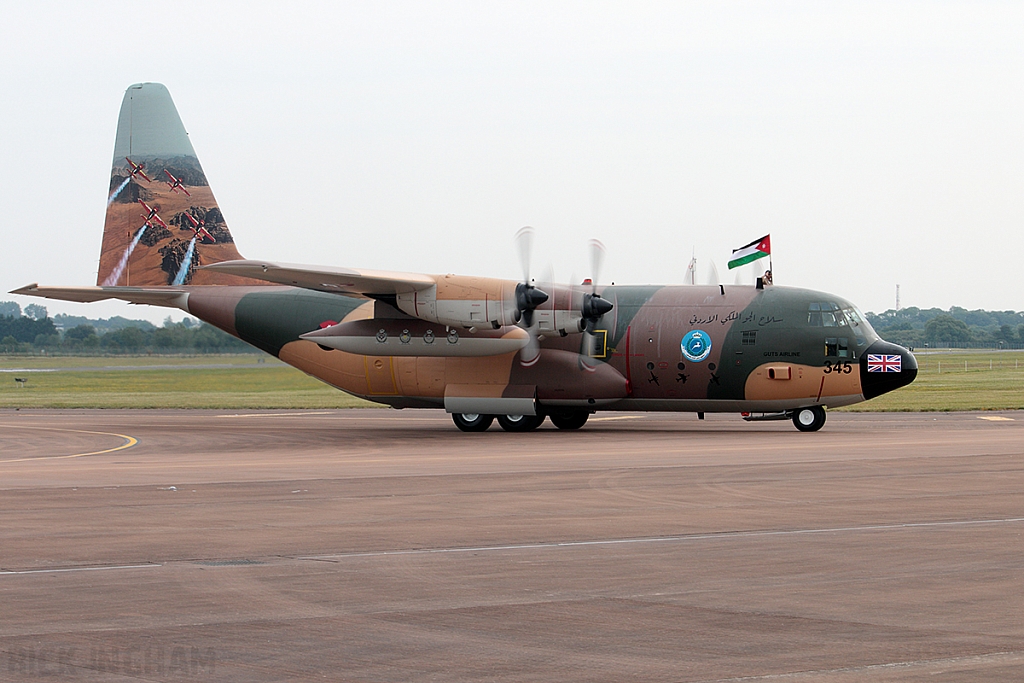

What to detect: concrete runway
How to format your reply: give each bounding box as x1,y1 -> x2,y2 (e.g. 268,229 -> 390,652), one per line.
1,409 -> 1023,681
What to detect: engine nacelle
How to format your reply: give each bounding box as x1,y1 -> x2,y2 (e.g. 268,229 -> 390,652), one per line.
395,276 -> 520,329
393,275 -> 591,336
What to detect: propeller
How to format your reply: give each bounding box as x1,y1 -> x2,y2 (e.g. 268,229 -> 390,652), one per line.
576,239 -> 614,359
513,227 -> 548,364
705,259 -> 720,286
580,239 -> 613,334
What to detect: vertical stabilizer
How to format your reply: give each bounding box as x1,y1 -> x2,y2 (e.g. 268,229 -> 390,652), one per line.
98,83 -> 246,287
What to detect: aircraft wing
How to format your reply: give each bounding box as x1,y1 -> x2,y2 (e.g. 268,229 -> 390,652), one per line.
201,260 -> 436,297
10,284 -> 189,308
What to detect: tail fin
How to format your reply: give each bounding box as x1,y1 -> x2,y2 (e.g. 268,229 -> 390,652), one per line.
98,83 -> 247,287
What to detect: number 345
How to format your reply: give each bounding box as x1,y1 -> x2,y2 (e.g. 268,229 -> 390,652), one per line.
824,361 -> 853,374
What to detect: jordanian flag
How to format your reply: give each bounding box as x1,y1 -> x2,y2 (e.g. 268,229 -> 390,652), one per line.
728,234 -> 771,270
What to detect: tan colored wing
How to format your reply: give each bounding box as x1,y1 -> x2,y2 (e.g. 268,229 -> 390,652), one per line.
201,260 -> 436,296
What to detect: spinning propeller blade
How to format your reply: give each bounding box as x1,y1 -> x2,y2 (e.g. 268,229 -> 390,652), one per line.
513,227 -> 548,364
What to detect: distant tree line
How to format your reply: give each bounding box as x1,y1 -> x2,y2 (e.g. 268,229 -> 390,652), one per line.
1,301 -> 254,355
3,300 -> 1023,354
866,307 -> 1024,348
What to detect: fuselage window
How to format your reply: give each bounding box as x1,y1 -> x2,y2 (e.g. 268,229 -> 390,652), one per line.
824,337 -> 849,358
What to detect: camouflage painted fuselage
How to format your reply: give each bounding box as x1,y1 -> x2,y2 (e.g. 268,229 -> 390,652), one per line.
182,281 -> 917,413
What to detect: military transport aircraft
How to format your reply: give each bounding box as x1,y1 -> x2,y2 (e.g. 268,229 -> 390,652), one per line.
13,83 -> 918,432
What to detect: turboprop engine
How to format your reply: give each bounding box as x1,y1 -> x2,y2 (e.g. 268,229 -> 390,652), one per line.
393,276 -> 596,336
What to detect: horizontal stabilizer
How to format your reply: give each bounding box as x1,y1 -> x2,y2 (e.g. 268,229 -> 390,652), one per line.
202,260 -> 435,296
11,284 -> 188,309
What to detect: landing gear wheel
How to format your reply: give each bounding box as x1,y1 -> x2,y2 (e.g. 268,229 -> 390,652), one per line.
452,413 -> 494,432
497,413 -> 545,432
549,411 -> 590,430
792,406 -> 826,432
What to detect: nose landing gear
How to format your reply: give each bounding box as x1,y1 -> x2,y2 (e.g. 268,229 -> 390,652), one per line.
792,406 -> 826,432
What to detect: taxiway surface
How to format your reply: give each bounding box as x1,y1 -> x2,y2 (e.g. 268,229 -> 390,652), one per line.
2,409 -> 1023,681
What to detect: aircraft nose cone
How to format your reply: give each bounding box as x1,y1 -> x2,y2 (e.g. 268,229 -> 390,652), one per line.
860,340 -> 918,400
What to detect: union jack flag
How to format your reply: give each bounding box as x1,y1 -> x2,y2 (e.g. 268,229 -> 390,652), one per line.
867,354 -> 902,373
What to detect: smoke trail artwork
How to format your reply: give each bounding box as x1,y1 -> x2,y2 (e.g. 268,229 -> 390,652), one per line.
172,237 -> 197,285
106,176 -> 131,207
102,225 -> 147,286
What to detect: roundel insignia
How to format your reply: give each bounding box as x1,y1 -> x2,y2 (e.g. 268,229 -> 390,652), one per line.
681,330 -> 712,362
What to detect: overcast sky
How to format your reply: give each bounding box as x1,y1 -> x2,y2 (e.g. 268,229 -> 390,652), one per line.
1,1 -> 1022,324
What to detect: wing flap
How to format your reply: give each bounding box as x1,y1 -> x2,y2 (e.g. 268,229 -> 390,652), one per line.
201,260 -> 435,296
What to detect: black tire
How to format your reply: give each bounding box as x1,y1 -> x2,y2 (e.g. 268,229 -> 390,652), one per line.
549,411 -> 590,430
496,413 -> 545,432
792,406 -> 826,432
452,413 -> 494,432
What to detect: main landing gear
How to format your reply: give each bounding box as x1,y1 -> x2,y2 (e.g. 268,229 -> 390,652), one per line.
496,414 -> 546,432
451,410 -> 592,432
451,413 -> 494,432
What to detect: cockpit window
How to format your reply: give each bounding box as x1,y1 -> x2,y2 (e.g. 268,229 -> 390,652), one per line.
807,303 -> 822,326
808,302 -> 878,348
808,302 -> 842,327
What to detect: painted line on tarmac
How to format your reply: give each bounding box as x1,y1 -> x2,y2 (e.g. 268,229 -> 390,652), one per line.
0,563 -> 161,576
977,415 -> 1015,421
299,517 -> 1024,561
590,415 -> 645,422
216,412 -> 335,418
710,651 -> 1024,680
0,425 -> 138,463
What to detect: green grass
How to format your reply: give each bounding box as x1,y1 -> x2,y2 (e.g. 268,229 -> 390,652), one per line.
0,354 -> 281,369
840,350 -> 1024,412
0,355 -> 376,409
2,352 -> 1022,411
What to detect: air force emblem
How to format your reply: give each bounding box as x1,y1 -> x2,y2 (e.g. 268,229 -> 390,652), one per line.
681,330 -> 712,362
